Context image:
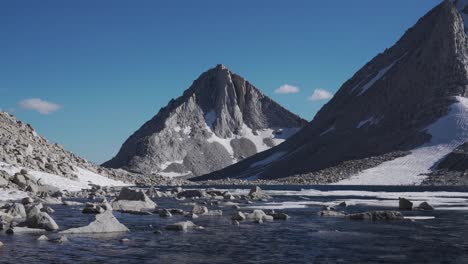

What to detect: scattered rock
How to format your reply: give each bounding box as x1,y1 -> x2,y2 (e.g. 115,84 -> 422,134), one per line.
245,210 -> 273,222
112,187 -> 157,212
415,202 -> 434,211
318,210 -> 346,218
63,200 -> 84,206
37,235 -> 49,241
6,227 -> 46,234
21,197 -> 34,205
6,203 -> 27,219
231,211 -> 246,221
347,211 -> 404,221
248,186 -> 271,200
24,205 -> 59,231
159,209 -> 172,217
165,221 -> 199,232
60,211 -> 129,234
49,235 -> 68,243
191,205 -> 208,215
399,198 -> 413,210
119,238 -> 130,243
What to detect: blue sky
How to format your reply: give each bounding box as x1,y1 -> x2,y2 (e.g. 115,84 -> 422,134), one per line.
0,0 -> 441,163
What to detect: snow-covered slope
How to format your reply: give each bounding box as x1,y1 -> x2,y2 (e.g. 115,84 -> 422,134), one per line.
103,64 -> 306,177
0,162 -> 129,192
337,97 -> 468,185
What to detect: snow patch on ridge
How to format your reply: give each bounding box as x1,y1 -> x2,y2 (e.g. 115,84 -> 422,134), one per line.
320,126 -> 335,136
337,96 -> 468,185
0,162 -> 129,192
356,55 -> 406,96
250,151 -> 287,168
357,116 -> 381,128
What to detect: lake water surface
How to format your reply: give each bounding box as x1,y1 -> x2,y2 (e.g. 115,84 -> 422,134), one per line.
1,185 -> 467,264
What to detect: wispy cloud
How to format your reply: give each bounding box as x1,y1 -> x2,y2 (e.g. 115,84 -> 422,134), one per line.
307,89 -> 333,101
19,98 -> 62,114
274,84 -> 300,94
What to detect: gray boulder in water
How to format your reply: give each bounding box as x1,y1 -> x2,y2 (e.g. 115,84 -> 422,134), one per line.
347,211 -> 404,221
111,187 -> 157,212
60,211 -> 129,234
399,198 -> 413,210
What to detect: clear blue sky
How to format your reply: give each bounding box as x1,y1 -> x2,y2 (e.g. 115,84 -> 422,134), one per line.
0,0 -> 441,163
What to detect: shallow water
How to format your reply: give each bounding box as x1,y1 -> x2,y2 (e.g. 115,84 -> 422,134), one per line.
1,185 -> 467,264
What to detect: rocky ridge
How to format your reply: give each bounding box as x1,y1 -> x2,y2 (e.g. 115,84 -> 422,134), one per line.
103,64 -> 306,177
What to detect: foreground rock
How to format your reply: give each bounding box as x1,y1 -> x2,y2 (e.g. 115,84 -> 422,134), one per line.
111,187 -> 157,213
245,210 -> 274,222
60,211 -> 129,234
415,202 -> 434,211
318,210 -> 346,218
23,205 -> 59,231
6,227 -> 46,234
165,221 -> 200,232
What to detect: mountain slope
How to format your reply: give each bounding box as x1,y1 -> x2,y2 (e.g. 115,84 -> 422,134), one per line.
0,112 -> 133,191
194,0 -> 468,185
103,65 -> 307,176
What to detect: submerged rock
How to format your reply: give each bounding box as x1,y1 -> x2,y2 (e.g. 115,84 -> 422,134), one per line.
231,211 -> 246,221
60,211 -> 129,234
37,235 -> 49,241
318,210 -> 346,218
165,221 -> 199,232
347,211 -> 404,221
177,190 -> 206,199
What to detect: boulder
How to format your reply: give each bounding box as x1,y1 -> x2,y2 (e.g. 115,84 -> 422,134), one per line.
21,197 -> 34,205
37,235 -> 49,241
318,210 -> 346,217
248,186 -> 271,200
415,202 -> 434,211
231,211 -> 246,221
203,210 -> 223,216
165,221 -> 199,232
159,209 -> 172,218
399,198 -> 413,210
12,173 -> 28,188
112,188 -> 156,212
177,190 -> 206,199
347,211 -> 404,221
60,211 -> 129,234
191,205 -> 209,215
82,203 -> 105,214
270,213 -> 289,220
6,227 -> 46,234
6,203 -> 27,219
245,210 -> 273,222
24,206 -> 59,231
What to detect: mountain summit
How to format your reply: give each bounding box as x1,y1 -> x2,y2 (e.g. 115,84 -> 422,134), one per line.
103,65 -> 306,176
195,0 -> 468,185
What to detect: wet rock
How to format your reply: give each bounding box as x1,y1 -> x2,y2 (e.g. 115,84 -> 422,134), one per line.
49,235 -> 68,243
347,211 -> 404,221
6,203 -> 27,219
318,210 -> 346,217
21,197 -> 34,205
203,210 -> 223,216
60,211 -> 129,234
248,186 -> 271,200
231,211 -> 246,221
63,200 -> 84,206
245,210 -> 273,222
119,238 -> 130,243
415,202 -> 434,211
6,227 -> 46,234
169,209 -> 185,215
270,213 -> 289,220
24,205 -> 59,231
159,209 -> 172,218
112,187 -> 157,212
399,197 -> 413,210
191,205 -> 208,215
41,206 -> 55,214
82,203 -> 105,214
337,201 -> 347,207
37,235 -> 49,241
165,221 -> 199,232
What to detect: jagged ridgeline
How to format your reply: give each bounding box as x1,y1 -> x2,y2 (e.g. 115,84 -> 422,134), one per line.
194,0 -> 468,184
103,64 -> 307,176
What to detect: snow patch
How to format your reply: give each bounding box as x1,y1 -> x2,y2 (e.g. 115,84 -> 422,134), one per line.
158,171 -> 192,178
356,55 -> 405,96
320,126 -> 335,136
0,162 -> 129,192
357,116 -> 381,128
337,96 -> 468,185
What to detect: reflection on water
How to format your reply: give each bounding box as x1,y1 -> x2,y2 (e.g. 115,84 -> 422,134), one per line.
1,185 -> 467,264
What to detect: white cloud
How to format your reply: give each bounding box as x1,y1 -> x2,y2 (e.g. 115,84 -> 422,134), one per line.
308,89 -> 333,101
274,84 -> 300,94
19,98 -> 62,114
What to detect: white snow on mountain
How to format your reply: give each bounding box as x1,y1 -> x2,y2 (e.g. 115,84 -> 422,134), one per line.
336,96 -> 468,185
0,162 -> 129,192
357,116 -> 381,128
